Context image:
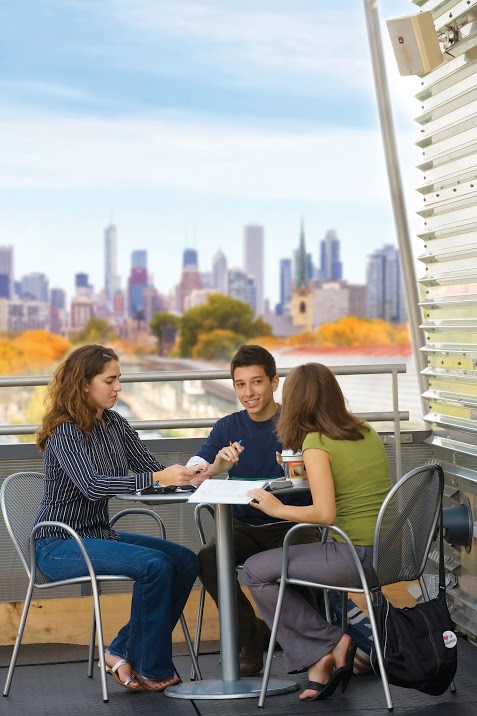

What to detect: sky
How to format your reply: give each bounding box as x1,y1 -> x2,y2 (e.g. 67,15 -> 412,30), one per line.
0,0 -> 423,307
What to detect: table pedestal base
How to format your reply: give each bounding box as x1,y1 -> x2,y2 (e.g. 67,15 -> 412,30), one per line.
165,677 -> 299,700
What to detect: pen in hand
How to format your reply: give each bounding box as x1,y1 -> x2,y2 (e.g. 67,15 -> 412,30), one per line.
228,439 -> 243,463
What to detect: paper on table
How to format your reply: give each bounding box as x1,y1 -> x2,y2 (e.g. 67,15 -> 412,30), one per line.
186,478 -> 269,504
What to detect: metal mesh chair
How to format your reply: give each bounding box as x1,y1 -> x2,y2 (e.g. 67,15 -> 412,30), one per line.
258,464 -> 450,711
0,471 -> 201,703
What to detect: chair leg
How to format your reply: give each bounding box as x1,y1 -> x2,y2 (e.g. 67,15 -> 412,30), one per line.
88,600 -> 96,678
180,613 -> 202,680
341,591 -> 348,632
363,589 -> 394,711
322,589 -> 332,623
90,582 -> 109,702
190,584 -> 206,679
258,582 -> 286,708
3,582 -> 34,696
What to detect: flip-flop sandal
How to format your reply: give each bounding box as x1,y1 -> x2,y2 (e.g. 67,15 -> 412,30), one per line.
138,674 -> 181,692
102,658 -> 142,691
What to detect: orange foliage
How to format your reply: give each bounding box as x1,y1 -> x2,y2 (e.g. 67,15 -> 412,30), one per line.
249,335 -> 284,351
13,331 -> 71,363
286,331 -> 316,347
0,331 -> 71,375
316,317 -> 408,347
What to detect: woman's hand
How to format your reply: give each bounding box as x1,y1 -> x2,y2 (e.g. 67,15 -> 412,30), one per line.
247,488 -> 283,518
153,465 -> 196,487
190,464 -> 212,486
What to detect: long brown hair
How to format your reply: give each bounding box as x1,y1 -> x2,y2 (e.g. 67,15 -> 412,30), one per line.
36,344 -> 119,451
276,363 -> 368,452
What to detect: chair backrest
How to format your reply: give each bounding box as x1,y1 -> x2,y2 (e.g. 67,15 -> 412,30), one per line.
0,472 -> 46,582
373,463 -> 443,586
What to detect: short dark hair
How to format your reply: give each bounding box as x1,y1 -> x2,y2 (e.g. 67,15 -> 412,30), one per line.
230,344 -> 277,382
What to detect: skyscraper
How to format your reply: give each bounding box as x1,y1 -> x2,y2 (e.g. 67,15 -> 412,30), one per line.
279,258 -> 292,313
228,268 -> 255,309
0,245 -> 13,299
183,248 -> 198,269
243,224 -> 264,315
75,273 -> 90,289
319,229 -> 342,281
212,250 -> 228,294
50,287 -> 66,335
132,250 -> 147,269
366,244 -> 406,323
177,247 -> 202,313
128,251 -> 148,317
104,224 -> 120,311
21,272 -> 49,302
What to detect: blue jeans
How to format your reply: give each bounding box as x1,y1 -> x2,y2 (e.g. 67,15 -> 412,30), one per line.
36,532 -> 199,680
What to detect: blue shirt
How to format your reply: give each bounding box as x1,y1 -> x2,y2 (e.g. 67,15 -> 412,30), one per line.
196,409 -> 312,525
35,410 -> 162,540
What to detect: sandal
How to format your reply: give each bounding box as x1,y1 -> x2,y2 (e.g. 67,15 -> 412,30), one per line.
138,673 -> 181,692
302,671 -> 345,701
101,657 -> 142,691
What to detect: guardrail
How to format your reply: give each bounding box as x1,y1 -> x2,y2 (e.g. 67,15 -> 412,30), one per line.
0,363 -> 408,478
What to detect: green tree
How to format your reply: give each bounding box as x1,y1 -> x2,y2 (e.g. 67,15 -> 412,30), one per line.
150,312 -> 180,354
192,329 -> 245,361
179,294 -> 272,357
74,318 -> 116,344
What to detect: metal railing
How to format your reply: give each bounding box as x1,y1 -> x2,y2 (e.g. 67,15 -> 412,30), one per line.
0,363 -> 408,477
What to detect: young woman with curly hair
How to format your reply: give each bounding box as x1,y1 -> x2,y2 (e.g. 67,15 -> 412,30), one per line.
35,344 -> 199,692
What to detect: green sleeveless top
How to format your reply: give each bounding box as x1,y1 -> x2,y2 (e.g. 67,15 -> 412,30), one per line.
302,426 -> 391,545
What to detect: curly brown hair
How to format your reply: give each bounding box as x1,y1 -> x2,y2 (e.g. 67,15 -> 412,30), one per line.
276,363 -> 368,453
36,344 -> 119,451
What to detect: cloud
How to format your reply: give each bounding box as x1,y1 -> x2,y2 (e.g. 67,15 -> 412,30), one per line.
60,0 -> 373,92
0,107 -> 418,208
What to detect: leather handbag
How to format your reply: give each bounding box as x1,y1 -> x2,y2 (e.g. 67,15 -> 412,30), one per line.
370,495 -> 457,695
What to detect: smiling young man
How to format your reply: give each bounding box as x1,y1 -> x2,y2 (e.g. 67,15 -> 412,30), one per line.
187,345 -> 317,676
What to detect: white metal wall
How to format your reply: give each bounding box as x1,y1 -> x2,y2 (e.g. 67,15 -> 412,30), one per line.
414,0 -> 477,639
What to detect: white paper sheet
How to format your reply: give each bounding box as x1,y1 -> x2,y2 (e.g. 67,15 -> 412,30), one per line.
187,478 -> 269,504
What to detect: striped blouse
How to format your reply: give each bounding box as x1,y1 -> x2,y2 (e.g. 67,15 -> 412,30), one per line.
34,410 -> 165,540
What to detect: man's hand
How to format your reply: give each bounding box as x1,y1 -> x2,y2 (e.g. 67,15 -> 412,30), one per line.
211,441 -> 245,475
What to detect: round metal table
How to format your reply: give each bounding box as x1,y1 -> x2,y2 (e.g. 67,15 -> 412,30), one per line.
115,489 -> 299,700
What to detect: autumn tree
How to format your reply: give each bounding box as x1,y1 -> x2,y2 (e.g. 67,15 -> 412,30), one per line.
74,318 -> 116,344
316,316 -> 408,346
179,294 -> 272,357
13,331 -> 71,368
192,329 -> 245,361
150,312 -> 180,355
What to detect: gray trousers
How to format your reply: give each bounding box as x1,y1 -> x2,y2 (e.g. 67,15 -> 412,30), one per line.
198,519 -> 320,648
244,540 -> 373,673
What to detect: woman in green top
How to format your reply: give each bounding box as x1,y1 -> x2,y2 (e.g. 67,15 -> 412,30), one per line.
244,363 -> 391,702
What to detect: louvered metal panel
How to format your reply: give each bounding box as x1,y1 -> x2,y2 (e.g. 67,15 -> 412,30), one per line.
414,0 -> 477,637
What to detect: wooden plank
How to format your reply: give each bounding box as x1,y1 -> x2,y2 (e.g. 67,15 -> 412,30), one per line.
0,583 -> 416,647
0,588 -> 209,646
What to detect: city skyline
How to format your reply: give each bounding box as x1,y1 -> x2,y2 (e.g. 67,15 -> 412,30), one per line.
1,1 -> 421,305
3,220 -> 399,310
0,224 -> 405,336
